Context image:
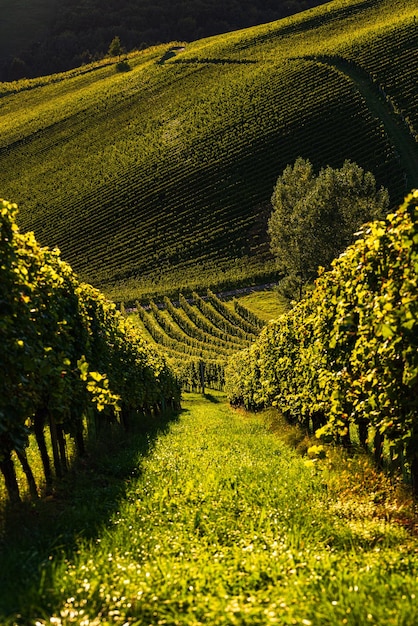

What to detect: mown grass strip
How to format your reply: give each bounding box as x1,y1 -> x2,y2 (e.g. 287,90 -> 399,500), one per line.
1,393 -> 417,625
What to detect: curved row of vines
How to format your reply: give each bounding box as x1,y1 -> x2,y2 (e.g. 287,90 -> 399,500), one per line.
226,190 -> 418,490
134,291 -> 264,391
0,199 -> 180,503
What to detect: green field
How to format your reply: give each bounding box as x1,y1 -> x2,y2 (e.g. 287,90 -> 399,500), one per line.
1,393 -> 417,625
0,0 -> 417,302
231,289 -> 288,322
131,289 -> 267,390
129,287 -> 288,390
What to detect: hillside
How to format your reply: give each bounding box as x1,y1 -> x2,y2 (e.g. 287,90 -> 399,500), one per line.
131,289 -> 273,391
0,0 -> 417,302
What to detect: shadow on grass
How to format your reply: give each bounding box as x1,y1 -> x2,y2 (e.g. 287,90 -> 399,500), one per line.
0,409 -> 180,623
204,393 -> 222,404
156,46 -> 186,65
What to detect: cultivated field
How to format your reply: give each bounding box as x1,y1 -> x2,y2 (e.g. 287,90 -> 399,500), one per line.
0,0 -> 416,301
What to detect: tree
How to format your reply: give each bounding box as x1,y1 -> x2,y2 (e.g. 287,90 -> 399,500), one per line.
268,158 -> 389,299
7,57 -> 27,81
108,35 -> 131,72
108,36 -> 122,60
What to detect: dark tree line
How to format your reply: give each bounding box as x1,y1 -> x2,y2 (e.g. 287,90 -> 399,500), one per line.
1,0 -> 328,81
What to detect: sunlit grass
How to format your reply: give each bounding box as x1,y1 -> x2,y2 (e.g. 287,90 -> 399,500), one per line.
234,290 -> 289,322
1,394 -> 417,625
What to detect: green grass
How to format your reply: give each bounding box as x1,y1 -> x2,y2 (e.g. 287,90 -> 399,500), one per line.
1,393 -> 417,625
0,0 -> 416,301
233,290 -> 288,322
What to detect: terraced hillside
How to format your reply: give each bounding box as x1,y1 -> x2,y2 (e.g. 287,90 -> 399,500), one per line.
0,0 -> 417,302
133,290 -> 267,390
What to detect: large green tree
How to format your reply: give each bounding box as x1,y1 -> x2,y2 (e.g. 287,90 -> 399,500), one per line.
268,157 -> 389,299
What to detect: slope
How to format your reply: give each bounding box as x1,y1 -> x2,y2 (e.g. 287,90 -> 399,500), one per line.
314,56 -> 418,190
0,0 -> 417,302
132,289 -> 267,391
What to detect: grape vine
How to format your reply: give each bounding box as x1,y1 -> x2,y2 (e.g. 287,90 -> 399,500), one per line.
0,199 -> 180,503
226,191 -> 418,490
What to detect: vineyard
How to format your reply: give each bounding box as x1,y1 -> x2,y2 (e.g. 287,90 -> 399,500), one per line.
226,190 -> 418,490
1,2 -> 418,617
0,199 -> 180,503
133,290 -> 266,391
0,0 -> 416,302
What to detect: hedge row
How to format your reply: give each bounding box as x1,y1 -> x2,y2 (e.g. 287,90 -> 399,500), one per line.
0,199 -> 180,502
226,191 -> 418,490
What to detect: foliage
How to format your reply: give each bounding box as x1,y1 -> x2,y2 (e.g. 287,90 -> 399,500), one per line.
233,298 -> 266,330
0,0 -> 415,301
108,36 -> 122,59
226,191 -> 418,490
116,59 -> 131,72
268,158 -> 389,298
108,36 -> 131,72
134,290 -> 265,391
0,199 -> 180,502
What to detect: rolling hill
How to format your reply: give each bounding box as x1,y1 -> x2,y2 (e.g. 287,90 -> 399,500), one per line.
0,0 -> 417,303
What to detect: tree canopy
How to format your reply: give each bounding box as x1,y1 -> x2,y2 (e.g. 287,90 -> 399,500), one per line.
268,158 -> 389,298
108,36 -> 122,59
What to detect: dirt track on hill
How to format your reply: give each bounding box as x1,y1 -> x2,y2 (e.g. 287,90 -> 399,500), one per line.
314,56 -> 418,192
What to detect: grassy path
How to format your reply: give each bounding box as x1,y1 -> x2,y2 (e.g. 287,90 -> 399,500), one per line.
1,393 -> 418,625
319,57 -> 418,192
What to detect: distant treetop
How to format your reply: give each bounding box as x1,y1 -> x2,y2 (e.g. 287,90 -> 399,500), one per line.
268,158 -> 389,299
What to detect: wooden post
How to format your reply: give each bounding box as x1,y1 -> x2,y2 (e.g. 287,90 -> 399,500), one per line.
0,453 -> 21,503
199,360 -> 205,395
